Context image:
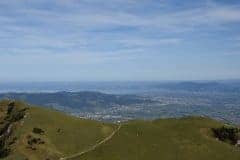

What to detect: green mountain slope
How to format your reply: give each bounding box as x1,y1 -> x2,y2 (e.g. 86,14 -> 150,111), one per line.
0,100 -> 116,160
0,100 -> 239,160
76,118 -> 240,160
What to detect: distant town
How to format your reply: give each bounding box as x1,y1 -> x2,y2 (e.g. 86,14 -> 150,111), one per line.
1,81 -> 240,124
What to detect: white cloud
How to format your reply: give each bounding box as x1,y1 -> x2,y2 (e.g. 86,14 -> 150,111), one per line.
0,0 -> 239,57
10,2 -> 239,33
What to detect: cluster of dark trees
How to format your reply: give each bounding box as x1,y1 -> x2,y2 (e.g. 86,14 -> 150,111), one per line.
32,128 -> 45,135
3,102 -> 27,124
27,135 -> 45,146
212,126 -> 240,145
0,137 -> 10,158
0,102 -> 27,158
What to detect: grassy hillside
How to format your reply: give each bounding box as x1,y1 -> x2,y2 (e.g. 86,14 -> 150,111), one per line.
0,100 -> 116,160
75,118 -> 240,160
0,100 -> 240,160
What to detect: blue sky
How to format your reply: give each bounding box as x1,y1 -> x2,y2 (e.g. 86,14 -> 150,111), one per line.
0,0 -> 240,81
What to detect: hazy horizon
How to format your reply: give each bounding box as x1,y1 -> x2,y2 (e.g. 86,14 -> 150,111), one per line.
0,79 -> 240,83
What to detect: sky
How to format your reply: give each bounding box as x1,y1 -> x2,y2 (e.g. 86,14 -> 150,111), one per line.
0,0 -> 240,82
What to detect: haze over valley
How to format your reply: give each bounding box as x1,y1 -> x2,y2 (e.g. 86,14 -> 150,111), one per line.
1,81 -> 240,124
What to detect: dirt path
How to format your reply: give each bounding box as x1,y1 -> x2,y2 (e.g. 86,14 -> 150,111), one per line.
59,124 -> 122,160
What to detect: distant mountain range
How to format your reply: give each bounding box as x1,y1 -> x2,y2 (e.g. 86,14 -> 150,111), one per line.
0,91 -> 153,112
153,81 -> 240,92
1,81 -> 240,94
1,81 -> 240,122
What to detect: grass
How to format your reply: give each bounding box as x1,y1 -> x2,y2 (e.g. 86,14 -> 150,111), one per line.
75,117 -> 240,160
1,100 -> 116,160
1,100 -> 240,160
